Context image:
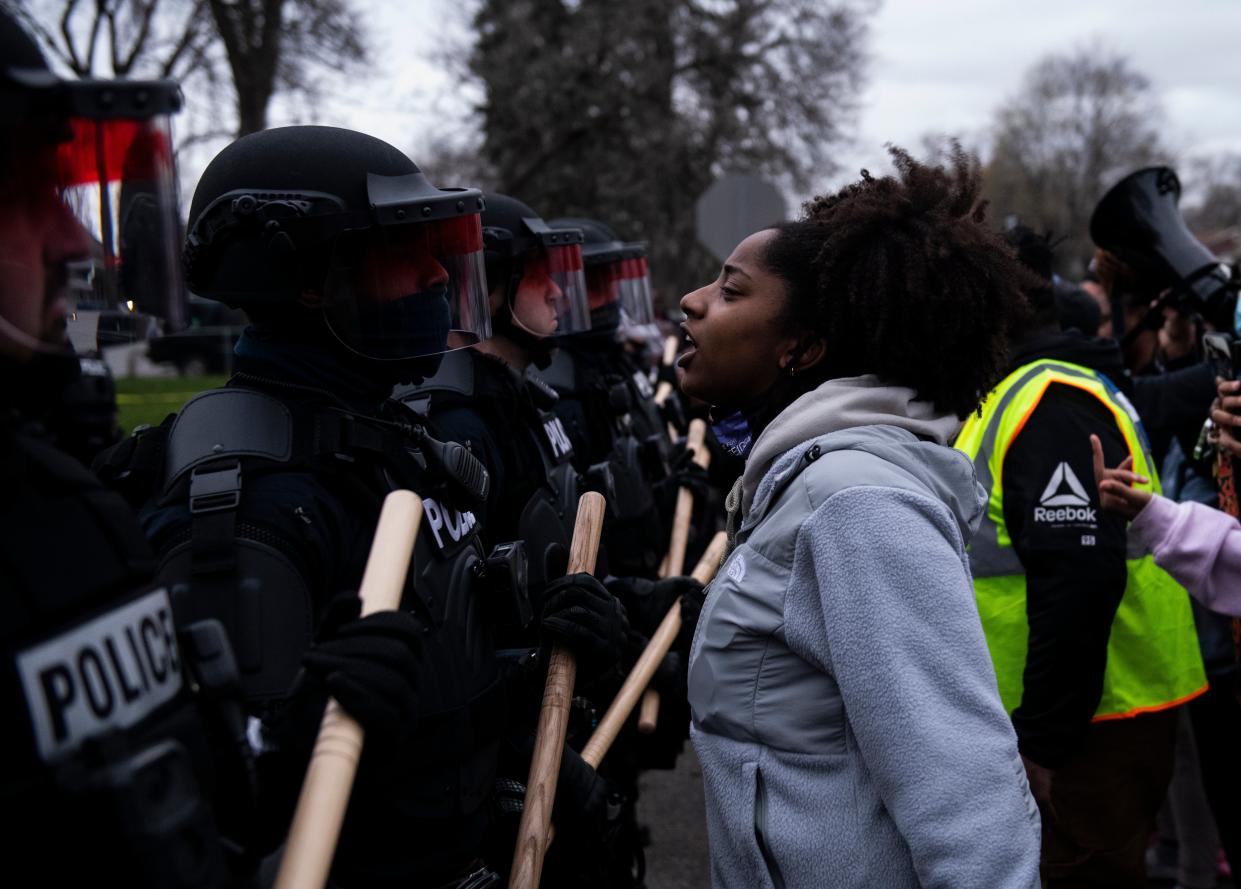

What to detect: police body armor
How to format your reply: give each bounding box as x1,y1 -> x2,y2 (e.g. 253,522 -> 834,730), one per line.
537,345 -> 669,577
400,350 -> 581,619
103,382 -> 506,883
2,421 -> 227,888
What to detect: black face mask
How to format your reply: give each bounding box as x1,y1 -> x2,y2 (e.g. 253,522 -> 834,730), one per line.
326,284 -> 452,363
588,301 -> 622,333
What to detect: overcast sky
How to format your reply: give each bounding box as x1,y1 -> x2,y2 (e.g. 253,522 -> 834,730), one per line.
181,0 -> 1241,200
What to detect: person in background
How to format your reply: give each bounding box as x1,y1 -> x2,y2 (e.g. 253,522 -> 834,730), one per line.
396,194 -> 637,886
956,223 -> 1207,888
1092,433 -> 1241,616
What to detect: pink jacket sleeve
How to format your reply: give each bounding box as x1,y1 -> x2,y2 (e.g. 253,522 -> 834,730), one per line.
1129,495 -> 1241,617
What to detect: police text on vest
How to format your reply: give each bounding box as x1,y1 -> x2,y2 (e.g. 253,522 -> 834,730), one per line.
17,588 -> 183,763
423,497 -> 478,551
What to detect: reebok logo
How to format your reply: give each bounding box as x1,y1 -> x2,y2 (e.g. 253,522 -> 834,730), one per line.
1033,462 -> 1097,524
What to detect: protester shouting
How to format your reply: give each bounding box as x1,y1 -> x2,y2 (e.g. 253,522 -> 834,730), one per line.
680,146 -> 1041,889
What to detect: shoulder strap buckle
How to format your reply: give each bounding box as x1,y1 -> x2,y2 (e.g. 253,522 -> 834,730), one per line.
189,462 -> 242,514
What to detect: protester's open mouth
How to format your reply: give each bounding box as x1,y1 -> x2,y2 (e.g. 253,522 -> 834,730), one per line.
678,324 -> 697,367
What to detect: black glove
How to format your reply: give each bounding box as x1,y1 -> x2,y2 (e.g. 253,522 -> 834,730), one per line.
553,746 -> 622,851
607,574 -> 703,638
676,578 -> 708,653
666,440 -> 710,500
302,593 -> 423,739
649,649 -> 686,698
541,572 -> 628,682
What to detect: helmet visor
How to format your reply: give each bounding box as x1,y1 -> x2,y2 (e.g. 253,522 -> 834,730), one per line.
322,213 -> 491,361
618,255 -> 655,325
512,242 -> 590,337
585,260 -> 622,311
57,115 -> 186,352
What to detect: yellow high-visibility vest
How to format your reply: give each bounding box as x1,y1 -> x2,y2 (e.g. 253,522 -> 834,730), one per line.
955,359 -> 1206,720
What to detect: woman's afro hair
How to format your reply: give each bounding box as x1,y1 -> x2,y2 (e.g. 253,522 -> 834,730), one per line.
765,144 -> 1036,418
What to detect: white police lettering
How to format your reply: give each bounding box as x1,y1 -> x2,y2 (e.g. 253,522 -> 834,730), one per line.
423,497 -> 478,551
1033,462 -> 1097,525
632,371 -> 654,400
543,417 -> 573,461
16,588 -> 183,763
79,358 -> 109,377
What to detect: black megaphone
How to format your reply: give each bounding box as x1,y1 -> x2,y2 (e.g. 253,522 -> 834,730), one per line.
1089,166 -> 1237,333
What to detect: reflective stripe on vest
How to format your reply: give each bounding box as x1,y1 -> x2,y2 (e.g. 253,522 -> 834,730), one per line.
955,359 -> 1206,720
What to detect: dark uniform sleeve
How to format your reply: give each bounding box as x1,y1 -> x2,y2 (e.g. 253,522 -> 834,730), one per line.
1130,360 -> 1217,463
1001,383 -> 1129,768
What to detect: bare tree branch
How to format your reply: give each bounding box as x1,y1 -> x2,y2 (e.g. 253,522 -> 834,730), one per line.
118,0 -> 161,73
59,0 -> 84,72
985,46 -> 1169,277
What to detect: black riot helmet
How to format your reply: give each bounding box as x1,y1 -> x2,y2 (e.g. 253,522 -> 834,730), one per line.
1090,166 -> 1239,335
482,193 -> 590,343
0,6 -> 185,360
184,125 -> 491,362
550,216 -> 655,331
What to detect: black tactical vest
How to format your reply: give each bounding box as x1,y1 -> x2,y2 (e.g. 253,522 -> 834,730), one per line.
536,344 -> 670,576
1,419 -> 227,888
100,379 -> 506,886
400,350 -> 582,622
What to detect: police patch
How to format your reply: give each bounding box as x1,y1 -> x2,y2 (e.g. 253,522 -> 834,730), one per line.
17,588 -> 183,763
631,370 -> 654,400
423,497 -> 479,552
542,416 -> 573,462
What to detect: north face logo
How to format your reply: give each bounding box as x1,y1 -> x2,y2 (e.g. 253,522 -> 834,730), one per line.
1033,462 -> 1096,524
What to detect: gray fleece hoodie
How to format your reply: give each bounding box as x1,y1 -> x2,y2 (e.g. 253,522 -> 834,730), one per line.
689,376 -> 1040,889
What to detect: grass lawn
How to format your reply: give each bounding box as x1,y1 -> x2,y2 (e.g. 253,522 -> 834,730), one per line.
114,375 -> 227,434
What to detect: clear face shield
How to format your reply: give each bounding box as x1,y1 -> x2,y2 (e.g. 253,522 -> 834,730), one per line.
322,211 -> 492,362
62,115 -> 185,352
618,250 -> 655,326
0,109 -> 185,360
510,238 -> 590,337
585,258 -> 622,313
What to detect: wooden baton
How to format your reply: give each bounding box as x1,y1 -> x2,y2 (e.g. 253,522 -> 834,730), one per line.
581,530 -> 727,768
655,335 -> 680,440
661,334 -> 678,369
641,418 -> 711,733
273,490 -> 424,889
508,491 -> 607,889
662,419 -> 709,578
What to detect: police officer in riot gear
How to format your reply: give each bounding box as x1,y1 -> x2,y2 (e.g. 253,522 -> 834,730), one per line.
538,218 -> 708,580
398,193 -> 633,884
0,9 -> 232,886
533,217 -> 711,881
101,125 -> 507,888
538,218 -> 709,619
